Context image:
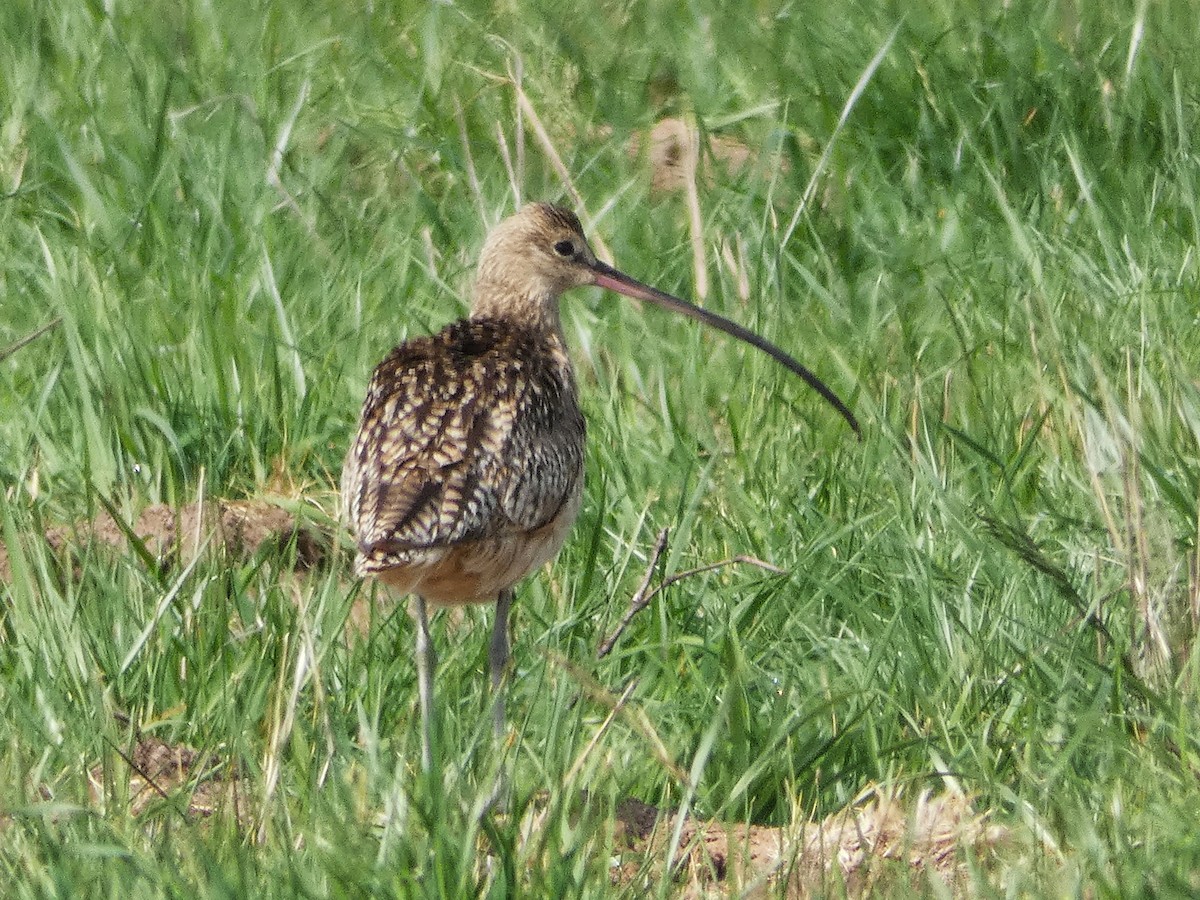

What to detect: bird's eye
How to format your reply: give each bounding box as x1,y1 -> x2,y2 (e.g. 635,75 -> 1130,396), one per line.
553,239 -> 575,257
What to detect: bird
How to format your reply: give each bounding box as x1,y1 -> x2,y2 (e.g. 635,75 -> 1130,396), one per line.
341,202 -> 858,773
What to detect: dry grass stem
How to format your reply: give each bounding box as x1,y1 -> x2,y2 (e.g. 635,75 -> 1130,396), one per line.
0,317 -> 61,362
598,529 -> 786,659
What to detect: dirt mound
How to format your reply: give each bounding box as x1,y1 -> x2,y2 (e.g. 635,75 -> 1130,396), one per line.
0,499 -> 326,581
87,736 -> 244,823
608,788 -> 1007,895
628,117 -> 767,194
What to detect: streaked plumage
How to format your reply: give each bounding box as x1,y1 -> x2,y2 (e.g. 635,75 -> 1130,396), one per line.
341,318 -> 585,604
341,201 -> 858,775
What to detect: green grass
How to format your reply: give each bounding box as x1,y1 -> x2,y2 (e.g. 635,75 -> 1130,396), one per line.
3,0 -> 1200,895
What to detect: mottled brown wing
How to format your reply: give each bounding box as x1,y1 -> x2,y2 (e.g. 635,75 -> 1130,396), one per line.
493,373 -> 585,531
341,320 -> 584,562
341,333 -> 503,556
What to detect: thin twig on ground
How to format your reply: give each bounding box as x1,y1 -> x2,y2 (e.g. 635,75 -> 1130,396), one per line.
0,317 -> 61,362
597,529 -> 786,659
597,528 -> 670,659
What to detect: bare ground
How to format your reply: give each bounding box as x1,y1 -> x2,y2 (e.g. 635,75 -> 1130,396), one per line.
0,498 -> 327,583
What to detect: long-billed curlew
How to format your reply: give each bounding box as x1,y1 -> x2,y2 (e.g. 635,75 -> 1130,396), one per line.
341,203 -> 858,772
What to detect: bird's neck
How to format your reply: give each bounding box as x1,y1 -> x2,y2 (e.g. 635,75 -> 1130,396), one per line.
470,277 -> 565,340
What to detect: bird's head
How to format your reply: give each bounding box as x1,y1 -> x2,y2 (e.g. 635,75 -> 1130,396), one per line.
472,203 -> 600,329
470,202 -> 861,437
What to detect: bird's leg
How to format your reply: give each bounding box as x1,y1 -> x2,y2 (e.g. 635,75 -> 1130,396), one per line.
489,589 -> 514,740
481,588 -> 514,815
413,594 -> 437,773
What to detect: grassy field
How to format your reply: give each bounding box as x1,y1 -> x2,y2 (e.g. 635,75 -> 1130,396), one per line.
2,0 -> 1199,895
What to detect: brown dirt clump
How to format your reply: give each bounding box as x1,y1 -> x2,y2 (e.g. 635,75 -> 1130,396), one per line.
609,786 -> 1009,896
87,736 -> 245,824
628,117 -> 773,194
0,499 -> 327,582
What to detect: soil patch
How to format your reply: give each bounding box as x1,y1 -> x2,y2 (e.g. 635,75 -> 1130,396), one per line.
607,787 -> 1008,895
0,499 -> 326,582
87,736 -> 245,824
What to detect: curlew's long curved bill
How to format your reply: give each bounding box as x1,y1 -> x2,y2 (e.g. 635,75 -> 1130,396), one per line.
590,260 -> 861,438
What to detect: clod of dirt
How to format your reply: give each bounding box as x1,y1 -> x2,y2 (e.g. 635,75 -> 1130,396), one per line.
628,117 -> 763,194
0,499 -> 327,582
791,788 -> 1009,895
87,737 -> 243,822
610,786 -> 1009,896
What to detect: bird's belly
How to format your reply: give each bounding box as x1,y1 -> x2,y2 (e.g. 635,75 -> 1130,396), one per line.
373,480 -> 583,606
